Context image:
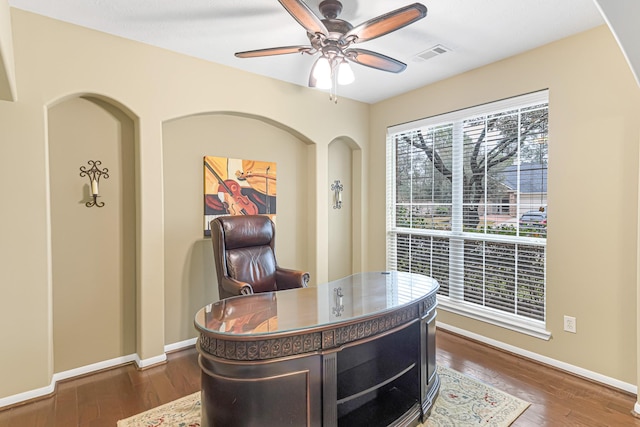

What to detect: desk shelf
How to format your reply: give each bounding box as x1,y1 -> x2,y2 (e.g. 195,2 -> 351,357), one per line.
334,321 -> 421,427
337,358 -> 416,403
338,386 -> 418,427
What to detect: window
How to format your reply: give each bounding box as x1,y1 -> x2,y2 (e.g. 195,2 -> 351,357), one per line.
386,91 -> 549,339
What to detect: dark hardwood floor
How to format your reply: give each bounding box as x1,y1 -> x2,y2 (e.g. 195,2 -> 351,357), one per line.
437,331 -> 640,426
1,329 -> 638,426
0,348 -> 201,427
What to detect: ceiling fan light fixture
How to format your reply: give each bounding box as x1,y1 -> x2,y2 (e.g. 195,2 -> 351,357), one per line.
236,0 -> 428,102
337,60 -> 354,85
316,76 -> 332,90
312,56 -> 331,81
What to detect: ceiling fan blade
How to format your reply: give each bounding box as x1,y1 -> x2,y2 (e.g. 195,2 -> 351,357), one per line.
345,48 -> 407,73
278,0 -> 328,36
235,45 -> 312,58
345,3 -> 427,43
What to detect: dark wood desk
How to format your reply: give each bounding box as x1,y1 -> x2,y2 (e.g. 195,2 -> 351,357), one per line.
194,271 -> 440,427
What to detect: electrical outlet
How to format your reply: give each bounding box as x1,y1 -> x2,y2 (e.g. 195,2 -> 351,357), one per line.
564,315 -> 576,333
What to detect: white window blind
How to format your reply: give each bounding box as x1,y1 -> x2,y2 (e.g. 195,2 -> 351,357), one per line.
387,91 -> 549,337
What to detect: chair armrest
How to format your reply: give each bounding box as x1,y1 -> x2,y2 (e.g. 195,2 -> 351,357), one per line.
220,276 -> 254,296
275,267 -> 310,290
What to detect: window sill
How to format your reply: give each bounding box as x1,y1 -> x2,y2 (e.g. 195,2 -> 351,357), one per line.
437,297 -> 552,341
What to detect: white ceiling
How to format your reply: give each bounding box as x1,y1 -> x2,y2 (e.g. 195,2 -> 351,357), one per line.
8,0 -> 605,104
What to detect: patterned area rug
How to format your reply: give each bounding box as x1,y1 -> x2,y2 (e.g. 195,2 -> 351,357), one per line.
117,365 -> 529,427
426,367 -> 530,426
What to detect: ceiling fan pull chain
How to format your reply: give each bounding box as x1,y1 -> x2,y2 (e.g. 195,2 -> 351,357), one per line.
330,60 -> 338,103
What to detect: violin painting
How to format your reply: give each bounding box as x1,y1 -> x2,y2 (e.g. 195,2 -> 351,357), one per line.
203,156 -> 277,236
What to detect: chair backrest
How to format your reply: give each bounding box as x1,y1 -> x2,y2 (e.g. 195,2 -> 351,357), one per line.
211,215 -> 278,294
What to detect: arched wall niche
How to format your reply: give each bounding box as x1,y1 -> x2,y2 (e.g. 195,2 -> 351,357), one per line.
328,136 -> 362,281
47,92 -> 138,119
161,111 -> 318,344
47,94 -> 137,372
192,111 -> 317,146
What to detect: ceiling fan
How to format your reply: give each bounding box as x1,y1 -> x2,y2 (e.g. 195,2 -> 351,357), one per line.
235,0 -> 428,97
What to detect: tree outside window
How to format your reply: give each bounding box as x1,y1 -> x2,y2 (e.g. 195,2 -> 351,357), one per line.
388,91 -> 548,325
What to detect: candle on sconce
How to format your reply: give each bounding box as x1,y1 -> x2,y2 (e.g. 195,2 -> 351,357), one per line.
80,160 -> 108,208
331,179 -> 343,209
91,179 -> 99,196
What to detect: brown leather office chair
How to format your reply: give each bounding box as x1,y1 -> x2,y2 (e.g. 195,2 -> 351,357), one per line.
210,215 -> 310,299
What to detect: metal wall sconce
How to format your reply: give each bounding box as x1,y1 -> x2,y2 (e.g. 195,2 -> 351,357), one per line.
80,160 -> 109,208
332,287 -> 344,317
331,180 -> 343,209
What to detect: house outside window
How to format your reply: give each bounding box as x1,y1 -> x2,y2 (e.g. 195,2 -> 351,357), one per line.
386,91 -> 550,339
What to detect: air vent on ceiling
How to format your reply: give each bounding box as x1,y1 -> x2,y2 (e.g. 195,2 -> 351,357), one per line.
414,44 -> 451,62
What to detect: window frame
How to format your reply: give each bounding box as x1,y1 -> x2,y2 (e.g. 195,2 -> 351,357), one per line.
386,90 -> 551,340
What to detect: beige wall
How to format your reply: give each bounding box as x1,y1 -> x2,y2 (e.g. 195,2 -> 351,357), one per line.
328,139 -> 355,281
0,8 -> 369,400
2,2 -> 640,405
0,0 -> 15,101
162,114 -> 313,344
48,96 -> 136,372
370,25 -> 640,384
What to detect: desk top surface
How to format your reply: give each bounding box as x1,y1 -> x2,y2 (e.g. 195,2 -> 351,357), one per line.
195,271 -> 438,338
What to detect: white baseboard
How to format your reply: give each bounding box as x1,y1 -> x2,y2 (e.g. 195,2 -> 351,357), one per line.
53,354 -> 139,383
165,337 -> 197,353
0,351 -> 166,409
134,353 -> 167,369
0,338 -> 199,409
437,322 -> 638,395
0,382 -> 56,409
5,329 -> 635,410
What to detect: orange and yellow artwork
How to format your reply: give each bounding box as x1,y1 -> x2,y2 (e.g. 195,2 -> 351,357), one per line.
203,156 -> 276,236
